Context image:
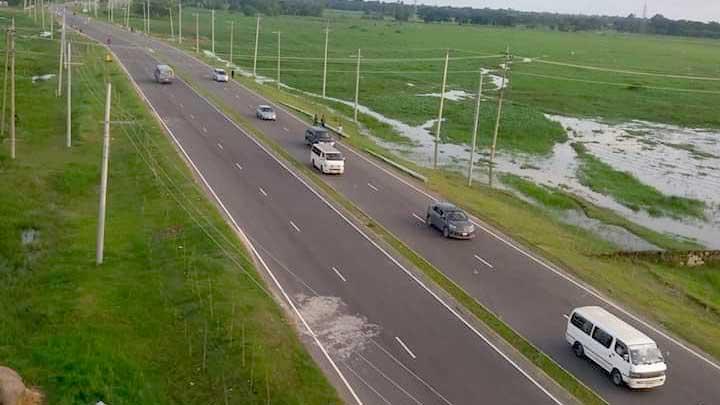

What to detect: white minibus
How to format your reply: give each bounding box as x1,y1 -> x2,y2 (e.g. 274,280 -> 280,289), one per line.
311,143 -> 345,175
566,306 -> 667,389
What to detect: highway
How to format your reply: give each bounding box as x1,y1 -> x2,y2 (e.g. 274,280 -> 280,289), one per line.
64,10 -> 570,405
68,11 -> 720,405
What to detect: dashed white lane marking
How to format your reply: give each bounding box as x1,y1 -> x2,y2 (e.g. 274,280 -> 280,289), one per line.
202,126 -> 207,133
190,114 -> 195,119
474,255 -> 494,269
289,221 -> 301,233
562,314 -> 569,319
367,183 -> 379,192
331,267 -> 347,283
283,127 -> 289,132
259,187 -> 268,197
217,143 -> 224,150
235,94 -> 240,99
179,102 -> 183,108
234,162 -> 243,170
395,337 -> 417,359
412,213 -> 426,223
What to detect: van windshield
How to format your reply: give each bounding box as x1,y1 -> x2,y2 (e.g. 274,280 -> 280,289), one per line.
325,152 -> 343,161
630,344 -> 663,365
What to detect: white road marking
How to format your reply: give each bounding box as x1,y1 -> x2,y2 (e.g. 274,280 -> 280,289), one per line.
234,162 -> 243,170
331,267 -> 347,283
235,94 -> 240,99
190,114 -> 195,119
289,221 -> 301,232
395,337 -> 417,359
473,255 -> 494,269
412,213 -> 426,223
179,102 -> 183,108
562,314 -> 569,319
367,183 -> 379,192
283,127 -> 289,132
258,187 -> 268,197
217,143 -> 223,150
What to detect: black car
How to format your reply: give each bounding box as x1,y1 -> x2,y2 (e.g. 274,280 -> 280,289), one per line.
426,202 -> 476,239
304,126 -> 334,146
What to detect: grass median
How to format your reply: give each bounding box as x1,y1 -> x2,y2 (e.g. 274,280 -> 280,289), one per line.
0,11 -> 339,404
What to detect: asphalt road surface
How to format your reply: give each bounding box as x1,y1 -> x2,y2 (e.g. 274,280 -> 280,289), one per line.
61,10 -> 574,405
66,11 -> 720,405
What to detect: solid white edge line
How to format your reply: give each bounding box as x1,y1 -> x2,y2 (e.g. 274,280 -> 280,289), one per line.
337,126 -> 720,373
332,266 -> 347,283
181,74 -> 565,405
473,255 -> 494,269
367,182 -> 379,192
290,220 -> 301,232
102,42 -> 366,405
395,336 -> 417,360
412,213 -> 426,223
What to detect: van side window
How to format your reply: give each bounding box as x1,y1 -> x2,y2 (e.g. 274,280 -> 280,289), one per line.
592,327 -> 613,348
614,340 -> 628,357
311,146 -> 320,155
570,313 -> 593,335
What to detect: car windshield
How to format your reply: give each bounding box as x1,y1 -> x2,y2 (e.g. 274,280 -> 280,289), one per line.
215,69 -> 226,74
447,211 -> 468,222
316,131 -> 331,140
325,152 -> 343,161
630,344 -> 663,365
261,107 -> 274,112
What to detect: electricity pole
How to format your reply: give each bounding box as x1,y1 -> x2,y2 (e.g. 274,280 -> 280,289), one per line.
40,0 -> 45,30
211,9 -> 215,54
66,41 -> 72,147
467,71 -> 484,187
489,47 -> 510,188
273,31 -> 281,90
195,12 -> 199,52
96,82 -> 112,265
57,11 -> 65,97
433,49 -> 449,169
354,48 -> 361,122
169,6 -> 174,40
1,32 -> 9,139
8,19 -> 15,159
253,15 -> 260,77
322,23 -> 329,98
49,2 -> 53,39
229,20 -> 234,65
178,1 -> 182,44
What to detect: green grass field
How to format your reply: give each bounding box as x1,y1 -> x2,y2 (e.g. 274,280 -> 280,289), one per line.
0,10 -> 339,404
128,7 -> 720,156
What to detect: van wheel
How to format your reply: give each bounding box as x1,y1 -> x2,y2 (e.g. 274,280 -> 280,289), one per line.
442,227 -> 450,238
426,215 -> 432,228
611,369 -> 623,387
573,342 -> 584,358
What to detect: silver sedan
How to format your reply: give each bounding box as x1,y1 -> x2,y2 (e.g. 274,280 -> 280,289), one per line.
256,105 -> 277,121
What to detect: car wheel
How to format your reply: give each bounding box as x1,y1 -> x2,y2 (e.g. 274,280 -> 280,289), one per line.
426,215 -> 432,228
442,227 -> 450,238
611,369 -> 623,387
573,342 -> 584,358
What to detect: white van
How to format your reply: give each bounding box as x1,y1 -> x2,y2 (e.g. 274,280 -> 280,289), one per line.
566,306 -> 667,389
311,143 -> 344,175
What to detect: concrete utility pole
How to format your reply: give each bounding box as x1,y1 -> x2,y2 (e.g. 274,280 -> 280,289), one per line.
96,82 -> 112,265
178,1 -> 182,44
229,20 -> 234,65
142,0 -> 146,33
467,72 -> 484,187
194,13 -> 199,53
57,11 -> 66,97
1,32 -> 9,139
9,19 -> 15,159
489,47 -> 510,188
211,9 -> 215,54
253,15 -> 260,77
50,3 -> 53,39
40,0 -> 45,30
169,6 -> 174,40
322,23 -> 329,98
273,31 -> 281,89
125,0 -> 130,28
354,48 -> 361,122
66,41 -> 72,148
433,49 -> 449,169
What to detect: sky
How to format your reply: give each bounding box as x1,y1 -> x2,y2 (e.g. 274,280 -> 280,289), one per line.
421,1 -> 720,23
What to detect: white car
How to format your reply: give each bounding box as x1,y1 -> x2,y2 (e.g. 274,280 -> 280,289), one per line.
566,306 -> 667,389
212,68 -> 229,82
256,105 -> 277,121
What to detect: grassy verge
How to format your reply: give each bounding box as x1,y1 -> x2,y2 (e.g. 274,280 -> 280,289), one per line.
0,11 -> 339,404
175,64 -> 607,405
573,142 -> 706,219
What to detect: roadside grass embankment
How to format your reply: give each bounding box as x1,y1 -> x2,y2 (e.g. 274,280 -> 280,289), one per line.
572,142 -> 706,219
0,11 -> 339,404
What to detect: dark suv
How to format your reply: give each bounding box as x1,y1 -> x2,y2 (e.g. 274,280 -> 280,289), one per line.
304,126 -> 334,146
426,202 -> 476,239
